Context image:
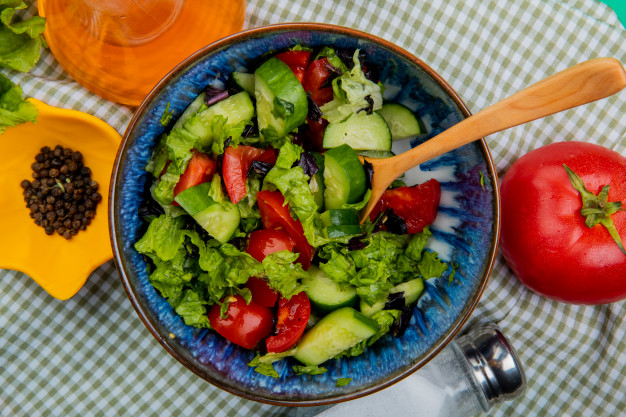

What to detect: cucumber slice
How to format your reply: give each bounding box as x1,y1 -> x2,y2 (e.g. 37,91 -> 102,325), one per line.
323,111 -> 391,151
377,103 -> 422,140
309,152 -> 326,212
294,307 -> 379,366
183,91 -> 254,148
303,266 -> 358,313
392,278 -> 424,305
254,57 -> 308,141
174,182 -> 212,216
360,278 -> 425,317
355,149 -> 395,159
320,209 -> 359,227
193,201 -> 240,243
173,92 -> 208,130
323,144 -> 366,210
232,72 -> 255,95
324,225 -> 362,238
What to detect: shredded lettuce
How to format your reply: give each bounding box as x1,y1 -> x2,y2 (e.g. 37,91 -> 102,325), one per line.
405,226 -> 432,262
418,250 -> 449,279
134,214 -> 187,261
248,354 -> 280,378
319,50 -> 383,124
165,128 -> 198,173
0,1 -> 46,72
293,365 -> 328,375
171,289 -> 212,328
262,250 -> 307,299
336,378 -> 353,387
0,73 -> 37,133
314,46 -> 349,73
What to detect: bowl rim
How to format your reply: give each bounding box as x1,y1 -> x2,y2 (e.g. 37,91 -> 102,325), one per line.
109,22 -> 501,407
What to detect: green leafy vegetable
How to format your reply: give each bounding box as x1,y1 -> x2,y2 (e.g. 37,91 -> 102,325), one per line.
171,289 -> 212,328
314,46 -> 348,73
0,1 -> 46,72
293,365 -> 328,375
320,50 -> 383,124
248,354 -> 280,378
0,73 -> 37,133
134,214 -> 187,261
262,250 -> 307,299
418,251 -> 449,279
335,378 -> 353,387
160,102 -> 174,127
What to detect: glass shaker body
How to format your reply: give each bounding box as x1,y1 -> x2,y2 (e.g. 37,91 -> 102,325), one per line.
308,322 -> 526,417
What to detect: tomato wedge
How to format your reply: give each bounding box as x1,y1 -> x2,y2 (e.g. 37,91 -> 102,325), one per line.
222,145 -> 277,204
256,190 -> 313,269
266,291 -> 311,353
245,229 -> 296,307
208,295 -> 274,350
369,179 -> 441,234
302,57 -> 334,107
173,151 -> 217,198
247,229 -> 296,262
276,50 -> 311,83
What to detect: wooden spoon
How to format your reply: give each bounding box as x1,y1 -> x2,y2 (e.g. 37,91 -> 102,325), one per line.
360,57 -> 626,222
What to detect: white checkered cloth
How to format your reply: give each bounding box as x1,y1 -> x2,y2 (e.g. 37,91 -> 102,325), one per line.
2,1 -> 625,416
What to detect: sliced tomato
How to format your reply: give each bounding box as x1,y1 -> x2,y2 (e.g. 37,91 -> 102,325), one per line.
245,229 -> 296,307
369,179 -> 441,234
173,151 -> 217,198
256,190 -> 313,269
245,276 -> 279,308
208,295 -> 274,350
247,229 -> 296,262
276,50 -> 311,83
222,145 -> 277,204
302,57 -> 334,107
266,291 -> 311,353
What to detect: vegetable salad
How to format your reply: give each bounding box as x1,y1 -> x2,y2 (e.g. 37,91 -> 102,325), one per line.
135,45 -> 455,376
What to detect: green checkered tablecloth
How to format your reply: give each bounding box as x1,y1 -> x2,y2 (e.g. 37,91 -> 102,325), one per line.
2,1 -> 625,416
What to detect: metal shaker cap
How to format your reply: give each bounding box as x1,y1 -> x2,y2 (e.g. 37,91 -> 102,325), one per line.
457,322 -> 527,406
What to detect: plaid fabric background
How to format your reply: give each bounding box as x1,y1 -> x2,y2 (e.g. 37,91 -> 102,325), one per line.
1,1 -> 625,416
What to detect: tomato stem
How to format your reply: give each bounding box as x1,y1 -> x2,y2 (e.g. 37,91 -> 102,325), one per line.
563,164 -> 625,255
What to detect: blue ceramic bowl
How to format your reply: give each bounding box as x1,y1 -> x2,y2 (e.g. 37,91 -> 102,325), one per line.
110,23 -> 499,406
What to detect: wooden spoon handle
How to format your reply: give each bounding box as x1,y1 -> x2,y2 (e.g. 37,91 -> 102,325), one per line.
386,57 -> 626,179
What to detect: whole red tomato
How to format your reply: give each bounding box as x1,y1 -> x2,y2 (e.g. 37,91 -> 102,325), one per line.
500,141 -> 626,304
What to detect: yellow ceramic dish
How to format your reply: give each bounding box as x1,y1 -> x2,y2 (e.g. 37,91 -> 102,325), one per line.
0,99 -> 121,300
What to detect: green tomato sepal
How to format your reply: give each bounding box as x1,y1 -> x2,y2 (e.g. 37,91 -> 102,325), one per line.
563,164 -> 625,255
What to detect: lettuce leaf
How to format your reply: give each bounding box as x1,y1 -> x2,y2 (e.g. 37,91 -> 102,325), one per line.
319,50 -> 383,124
170,288 -> 212,328
293,365 -> 328,375
418,250 -> 449,279
0,1 -> 46,72
0,73 -> 37,133
134,214 -> 187,261
248,353 -> 280,378
262,250 -> 307,299
165,127 -> 198,173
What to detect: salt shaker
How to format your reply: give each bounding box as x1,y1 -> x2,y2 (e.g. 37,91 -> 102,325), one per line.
299,322 -> 526,417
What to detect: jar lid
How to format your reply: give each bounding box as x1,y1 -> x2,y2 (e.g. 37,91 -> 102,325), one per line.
457,322 -> 527,406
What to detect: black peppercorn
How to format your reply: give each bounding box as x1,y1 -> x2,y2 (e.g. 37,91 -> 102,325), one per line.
22,144 -> 101,239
